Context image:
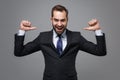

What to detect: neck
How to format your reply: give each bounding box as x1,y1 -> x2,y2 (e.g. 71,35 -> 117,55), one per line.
53,29 -> 67,38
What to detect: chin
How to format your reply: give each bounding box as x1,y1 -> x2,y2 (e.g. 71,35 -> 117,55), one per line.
57,29 -> 65,34
56,31 -> 63,35
54,27 -> 65,34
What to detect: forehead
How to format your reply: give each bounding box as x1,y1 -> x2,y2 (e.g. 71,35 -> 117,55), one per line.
53,11 -> 67,19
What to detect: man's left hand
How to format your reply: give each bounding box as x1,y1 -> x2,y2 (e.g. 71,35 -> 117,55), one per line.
83,19 -> 101,31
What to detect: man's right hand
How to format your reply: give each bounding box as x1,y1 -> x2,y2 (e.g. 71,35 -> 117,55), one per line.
20,20 -> 37,31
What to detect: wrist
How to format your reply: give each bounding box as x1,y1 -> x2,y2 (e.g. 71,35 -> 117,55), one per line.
95,29 -> 103,36
17,29 -> 25,36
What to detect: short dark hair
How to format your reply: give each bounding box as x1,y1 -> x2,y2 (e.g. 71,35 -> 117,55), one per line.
51,5 -> 68,18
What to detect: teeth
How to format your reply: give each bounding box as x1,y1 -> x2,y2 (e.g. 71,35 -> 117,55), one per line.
57,27 -> 63,30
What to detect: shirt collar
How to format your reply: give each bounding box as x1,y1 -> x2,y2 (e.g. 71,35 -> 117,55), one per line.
53,29 -> 66,38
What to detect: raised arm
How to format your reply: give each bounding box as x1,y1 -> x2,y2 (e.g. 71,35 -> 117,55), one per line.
14,20 -> 40,57
79,19 -> 107,56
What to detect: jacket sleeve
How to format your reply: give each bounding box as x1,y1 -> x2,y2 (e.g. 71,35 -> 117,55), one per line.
14,34 -> 41,57
79,33 -> 107,56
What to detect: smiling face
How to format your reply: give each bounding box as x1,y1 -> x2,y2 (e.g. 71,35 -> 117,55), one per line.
51,10 -> 68,35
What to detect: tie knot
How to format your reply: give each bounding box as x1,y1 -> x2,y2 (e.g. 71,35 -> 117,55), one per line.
57,34 -> 62,38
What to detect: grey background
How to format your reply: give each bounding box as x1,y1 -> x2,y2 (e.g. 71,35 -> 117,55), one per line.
0,0 -> 120,80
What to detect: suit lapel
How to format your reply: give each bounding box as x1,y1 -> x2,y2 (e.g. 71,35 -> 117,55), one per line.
61,30 -> 72,56
47,30 -> 60,57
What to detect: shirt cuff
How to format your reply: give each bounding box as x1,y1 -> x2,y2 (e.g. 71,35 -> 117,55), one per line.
95,29 -> 103,36
17,30 -> 25,36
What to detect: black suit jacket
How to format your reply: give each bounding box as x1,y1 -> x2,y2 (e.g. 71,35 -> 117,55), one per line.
14,29 -> 106,80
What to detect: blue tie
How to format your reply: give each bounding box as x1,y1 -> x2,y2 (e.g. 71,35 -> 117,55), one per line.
57,35 -> 63,55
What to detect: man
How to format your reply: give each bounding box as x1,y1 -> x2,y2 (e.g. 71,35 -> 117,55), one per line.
14,5 -> 106,80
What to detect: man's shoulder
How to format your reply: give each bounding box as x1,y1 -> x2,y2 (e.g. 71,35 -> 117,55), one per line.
67,29 -> 81,35
40,30 -> 52,35
38,30 -> 53,41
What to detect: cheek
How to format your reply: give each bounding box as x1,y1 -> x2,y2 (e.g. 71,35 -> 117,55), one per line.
52,21 -> 56,26
52,23 -> 56,28
63,22 -> 67,27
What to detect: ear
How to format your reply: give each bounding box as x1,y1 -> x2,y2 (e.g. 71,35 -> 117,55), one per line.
51,17 -> 53,20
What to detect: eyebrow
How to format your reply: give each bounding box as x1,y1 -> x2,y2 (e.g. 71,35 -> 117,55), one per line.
54,18 -> 66,21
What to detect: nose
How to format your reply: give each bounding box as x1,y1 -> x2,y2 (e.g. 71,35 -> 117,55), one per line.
58,21 -> 62,26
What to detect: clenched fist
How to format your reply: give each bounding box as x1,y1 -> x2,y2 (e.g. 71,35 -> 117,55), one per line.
84,19 -> 101,31
20,20 -> 37,31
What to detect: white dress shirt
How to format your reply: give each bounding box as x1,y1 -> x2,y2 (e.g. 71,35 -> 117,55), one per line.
53,30 -> 67,51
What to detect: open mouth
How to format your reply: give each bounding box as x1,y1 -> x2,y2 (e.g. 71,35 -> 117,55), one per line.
53,25 -> 65,34
57,27 -> 63,30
